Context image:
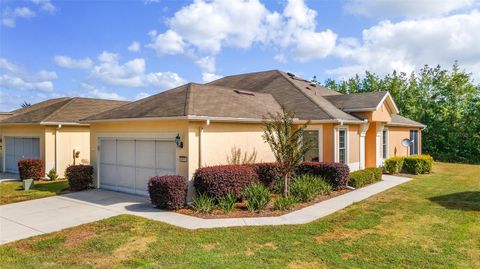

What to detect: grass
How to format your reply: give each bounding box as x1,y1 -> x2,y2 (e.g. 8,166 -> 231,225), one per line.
0,163 -> 479,268
0,180 -> 69,205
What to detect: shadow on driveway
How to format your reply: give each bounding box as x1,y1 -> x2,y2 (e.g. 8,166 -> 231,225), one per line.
429,191 -> 480,211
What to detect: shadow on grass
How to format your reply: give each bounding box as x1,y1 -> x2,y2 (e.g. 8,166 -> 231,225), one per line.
429,191 -> 480,211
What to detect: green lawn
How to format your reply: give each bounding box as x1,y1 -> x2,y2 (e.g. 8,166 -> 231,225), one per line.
0,163 -> 479,268
0,180 -> 69,205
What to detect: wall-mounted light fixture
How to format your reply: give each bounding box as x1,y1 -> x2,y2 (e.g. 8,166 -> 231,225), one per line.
175,134 -> 183,148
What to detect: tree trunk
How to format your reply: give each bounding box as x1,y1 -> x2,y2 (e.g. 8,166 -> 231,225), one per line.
283,173 -> 289,197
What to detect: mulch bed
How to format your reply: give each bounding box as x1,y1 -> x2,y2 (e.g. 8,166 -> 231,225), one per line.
176,188 -> 352,219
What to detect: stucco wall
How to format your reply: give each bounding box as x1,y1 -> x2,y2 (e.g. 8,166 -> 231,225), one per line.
322,123 -> 334,162
56,126 -> 90,176
388,126 -> 422,157
349,124 -> 360,164
365,122 -> 378,168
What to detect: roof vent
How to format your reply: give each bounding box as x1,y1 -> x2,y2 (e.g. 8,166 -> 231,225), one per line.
234,90 -> 255,96
286,72 -> 295,78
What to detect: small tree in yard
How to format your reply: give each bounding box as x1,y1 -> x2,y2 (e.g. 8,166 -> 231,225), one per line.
262,109 -> 311,197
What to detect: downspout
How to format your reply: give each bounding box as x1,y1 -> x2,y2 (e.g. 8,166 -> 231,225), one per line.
198,119 -> 210,168
55,124 -> 62,172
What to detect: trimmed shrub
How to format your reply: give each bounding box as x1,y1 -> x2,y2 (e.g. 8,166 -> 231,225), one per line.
365,167 -> 383,182
193,165 -> 258,200
65,165 -> 93,191
296,162 -> 350,189
252,162 -> 284,191
384,157 -> 404,174
349,168 -> 382,188
384,155 -> 433,174
218,194 -> 236,213
17,159 -> 44,180
403,155 -> 434,174
192,193 -> 215,214
273,196 -> 297,211
148,175 -> 187,210
47,168 -> 58,181
243,183 -> 271,212
290,174 -> 332,202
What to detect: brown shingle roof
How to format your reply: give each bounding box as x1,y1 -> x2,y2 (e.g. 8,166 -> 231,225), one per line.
323,91 -> 389,111
208,70 -> 361,122
387,114 -> 425,128
83,83 -> 283,121
0,97 -> 127,125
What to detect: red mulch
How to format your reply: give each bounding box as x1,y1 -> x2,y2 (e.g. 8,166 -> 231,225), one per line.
176,189 -> 351,219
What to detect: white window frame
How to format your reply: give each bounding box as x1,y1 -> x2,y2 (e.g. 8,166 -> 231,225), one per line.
334,126 -> 349,164
304,126 -> 323,162
382,127 -> 389,159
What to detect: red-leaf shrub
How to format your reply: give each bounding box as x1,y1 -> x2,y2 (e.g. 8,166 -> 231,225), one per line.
296,162 -> 350,190
65,165 -> 94,191
193,165 -> 259,200
252,162 -> 284,191
148,175 -> 187,210
17,159 -> 44,180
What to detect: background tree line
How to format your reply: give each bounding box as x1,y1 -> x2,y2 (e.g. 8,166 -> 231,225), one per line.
324,64 -> 480,164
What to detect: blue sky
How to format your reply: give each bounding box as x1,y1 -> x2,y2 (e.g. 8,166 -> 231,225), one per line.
1,0 -> 479,111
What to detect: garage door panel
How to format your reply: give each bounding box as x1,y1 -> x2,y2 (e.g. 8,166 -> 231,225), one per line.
100,164 -> 117,187
117,140 -> 135,166
135,141 -> 155,168
23,138 -> 34,157
5,137 -> 40,173
116,166 -> 135,189
100,140 -> 116,164
156,141 -> 176,170
5,156 -> 17,173
135,167 -> 156,192
32,139 -> 40,157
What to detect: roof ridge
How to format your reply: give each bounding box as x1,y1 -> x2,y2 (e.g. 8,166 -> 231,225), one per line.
275,70 -> 337,119
42,98 -> 75,122
207,69 -> 279,84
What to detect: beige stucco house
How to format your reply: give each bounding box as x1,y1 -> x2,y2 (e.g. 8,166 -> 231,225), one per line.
0,98 -> 127,176
81,70 -> 424,197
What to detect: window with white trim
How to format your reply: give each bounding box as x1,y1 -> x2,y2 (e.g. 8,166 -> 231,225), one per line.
303,130 -> 319,162
382,129 -> 388,159
338,129 -> 347,164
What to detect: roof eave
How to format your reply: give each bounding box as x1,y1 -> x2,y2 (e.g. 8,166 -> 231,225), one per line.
385,123 -> 426,129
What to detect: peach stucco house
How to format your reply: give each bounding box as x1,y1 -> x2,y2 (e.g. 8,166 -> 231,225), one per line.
81,70 -> 425,197
0,98 -> 127,176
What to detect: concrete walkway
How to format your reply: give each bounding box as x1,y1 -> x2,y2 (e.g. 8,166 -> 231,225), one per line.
0,175 -> 410,244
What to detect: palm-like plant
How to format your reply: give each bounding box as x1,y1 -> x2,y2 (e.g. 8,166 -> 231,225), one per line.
262,109 -> 311,196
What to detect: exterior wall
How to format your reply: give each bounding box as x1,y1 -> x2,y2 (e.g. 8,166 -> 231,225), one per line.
322,123 -> 334,162
88,120 -> 190,186
0,125 -> 46,173
198,122 -> 275,167
387,126 -> 422,157
56,126 -> 90,176
349,125 -> 360,168
365,122 -> 378,168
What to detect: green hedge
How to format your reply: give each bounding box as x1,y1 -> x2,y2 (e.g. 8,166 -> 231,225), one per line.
384,157 -> 404,174
349,167 -> 382,188
384,155 -> 433,175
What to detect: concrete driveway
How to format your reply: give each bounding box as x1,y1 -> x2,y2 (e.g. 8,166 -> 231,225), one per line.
0,190 -> 151,244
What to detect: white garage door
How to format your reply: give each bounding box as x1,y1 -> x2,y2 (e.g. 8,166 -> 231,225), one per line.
5,137 -> 40,173
99,139 -> 176,196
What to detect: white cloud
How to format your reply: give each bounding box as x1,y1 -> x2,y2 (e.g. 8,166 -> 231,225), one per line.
13,7 -> 35,18
328,10 -> 480,80
90,51 -> 185,89
54,56 -> 93,69
274,53 -> 287,63
147,30 -> 186,55
30,0 -> 56,14
345,0 -> 476,18
1,0 -> 56,27
0,58 -> 56,92
128,41 -> 140,52
201,72 -> 222,82
147,0 -> 337,79
80,83 -> 126,100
